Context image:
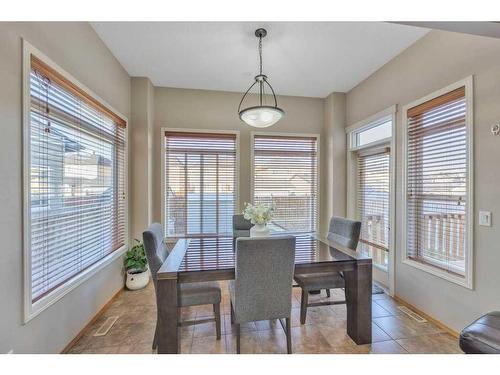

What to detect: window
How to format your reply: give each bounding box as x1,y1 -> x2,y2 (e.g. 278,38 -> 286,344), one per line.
357,149 -> 390,269
252,134 -> 318,233
163,131 -> 237,237
403,80 -> 473,287
25,52 -> 127,316
351,118 -> 392,148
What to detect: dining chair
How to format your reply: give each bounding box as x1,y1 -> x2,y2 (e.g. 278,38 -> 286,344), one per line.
143,223 -> 222,350
294,216 -> 361,324
229,236 -> 296,354
232,214 -> 253,239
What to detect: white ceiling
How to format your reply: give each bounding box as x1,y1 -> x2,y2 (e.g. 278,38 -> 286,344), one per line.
91,22 -> 428,98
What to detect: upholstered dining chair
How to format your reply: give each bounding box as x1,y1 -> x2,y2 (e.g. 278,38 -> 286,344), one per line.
143,223 -> 222,350
294,216 -> 361,324
232,214 -> 253,239
229,236 -> 296,354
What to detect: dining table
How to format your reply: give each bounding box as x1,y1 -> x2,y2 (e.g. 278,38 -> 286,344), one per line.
156,233 -> 373,354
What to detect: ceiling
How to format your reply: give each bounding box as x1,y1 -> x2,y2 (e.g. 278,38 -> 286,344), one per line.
91,22 -> 428,98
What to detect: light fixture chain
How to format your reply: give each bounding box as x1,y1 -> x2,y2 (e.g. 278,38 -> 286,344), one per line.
259,35 -> 263,75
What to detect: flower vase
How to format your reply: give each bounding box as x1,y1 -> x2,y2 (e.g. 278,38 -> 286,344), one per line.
250,223 -> 270,237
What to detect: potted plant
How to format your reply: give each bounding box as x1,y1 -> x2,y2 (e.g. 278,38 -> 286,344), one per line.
243,202 -> 275,237
124,239 -> 149,290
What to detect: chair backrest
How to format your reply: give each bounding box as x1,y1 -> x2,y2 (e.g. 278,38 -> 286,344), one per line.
326,216 -> 361,250
233,214 -> 253,230
142,222 -> 169,288
233,236 -> 296,323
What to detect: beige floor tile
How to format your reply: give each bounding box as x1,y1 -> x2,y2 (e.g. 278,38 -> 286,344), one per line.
315,322 -> 356,348
290,325 -> 333,354
66,282 -> 460,355
373,298 -> 403,315
258,329 -> 289,354
194,304 -> 217,318
80,345 -> 122,354
222,314 -> 257,334
372,322 -> 392,342
254,318 -> 282,331
397,333 -> 462,354
191,336 -> 226,354
193,320 -> 220,338
332,340 -> 407,354
225,331 -> 262,354
119,343 -> 156,354
372,301 -> 393,318
373,314 -> 443,340
301,306 -> 338,326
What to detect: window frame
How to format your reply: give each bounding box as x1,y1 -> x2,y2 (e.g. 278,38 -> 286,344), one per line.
401,76 -> 474,289
22,40 -> 129,323
160,127 -> 240,238
250,131 -> 321,235
346,105 -> 396,295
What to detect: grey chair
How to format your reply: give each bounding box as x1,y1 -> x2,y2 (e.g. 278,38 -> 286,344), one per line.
229,236 -> 296,354
294,216 -> 361,324
143,223 -> 222,350
232,214 -> 253,239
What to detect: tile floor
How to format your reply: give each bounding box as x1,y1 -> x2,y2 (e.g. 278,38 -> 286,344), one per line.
67,281 -> 462,354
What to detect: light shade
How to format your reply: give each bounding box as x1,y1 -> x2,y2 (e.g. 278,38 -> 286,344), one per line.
239,106 -> 285,128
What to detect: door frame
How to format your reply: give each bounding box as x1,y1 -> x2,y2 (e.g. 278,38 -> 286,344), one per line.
346,105 -> 397,296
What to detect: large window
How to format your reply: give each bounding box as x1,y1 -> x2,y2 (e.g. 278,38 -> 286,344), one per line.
252,134 -> 319,233
163,131 -> 237,237
403,79 -> 473,287
25,50 -> 127,318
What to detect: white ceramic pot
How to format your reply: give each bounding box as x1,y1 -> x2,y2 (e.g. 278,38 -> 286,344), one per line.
250,223 -> 271,237
126,268 -> 150,290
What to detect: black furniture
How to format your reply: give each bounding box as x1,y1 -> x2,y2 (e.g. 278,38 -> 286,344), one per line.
459,311 -> 500,353
155,234 -> 372,353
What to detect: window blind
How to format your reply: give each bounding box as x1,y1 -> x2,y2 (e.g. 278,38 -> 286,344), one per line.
406,86 -> 467,276
29,56 -> 126,302
164,132 -> 237,237
357,149 -> 390,267
253,135 -> 318,233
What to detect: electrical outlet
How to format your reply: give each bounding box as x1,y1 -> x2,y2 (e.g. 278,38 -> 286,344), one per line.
479,211 -> 492,227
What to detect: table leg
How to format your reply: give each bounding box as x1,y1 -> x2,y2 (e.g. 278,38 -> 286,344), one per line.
157,277 -> 179,354
344,262 -> 372,344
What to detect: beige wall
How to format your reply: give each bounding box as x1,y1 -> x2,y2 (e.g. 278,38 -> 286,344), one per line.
346,30 -> 500,331
0,22 -> 130,353
130,77 -> 155,239
152,87 -> 327,231
323,93 -> 347,235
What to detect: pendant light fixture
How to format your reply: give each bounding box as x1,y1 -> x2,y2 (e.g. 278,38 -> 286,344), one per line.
238,28 -> 284,128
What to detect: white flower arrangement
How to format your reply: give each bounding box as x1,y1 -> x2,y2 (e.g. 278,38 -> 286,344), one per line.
243,202 -> 275,225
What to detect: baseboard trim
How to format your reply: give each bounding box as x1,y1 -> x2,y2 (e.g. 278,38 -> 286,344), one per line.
61,287 -> 124,353
393,295 -> 459,338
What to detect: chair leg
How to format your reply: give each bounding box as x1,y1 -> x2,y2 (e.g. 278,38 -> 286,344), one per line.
285,317 -> 292,354
300,289 -> 309,325
326,289 -> 331,298
152,321 -> 158,350
230,300 -> 235,324
214,303 -> 221,340
236,323 -> 241,354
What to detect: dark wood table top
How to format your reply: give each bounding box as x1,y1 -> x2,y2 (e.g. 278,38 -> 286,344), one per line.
158,234 -> 371,281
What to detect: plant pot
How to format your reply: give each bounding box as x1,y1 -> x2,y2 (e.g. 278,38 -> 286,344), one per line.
126,268 -> 150,290
250,223 -> 270,237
